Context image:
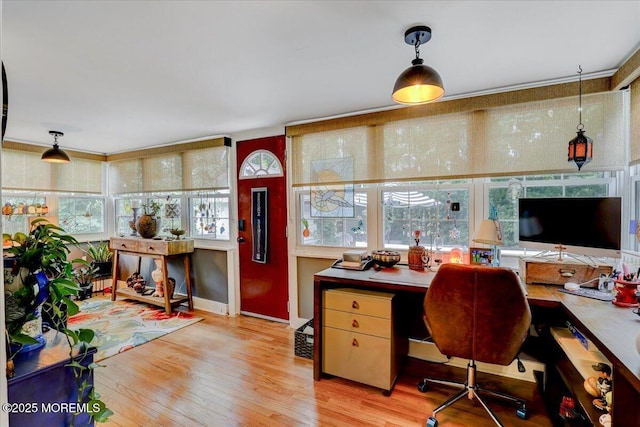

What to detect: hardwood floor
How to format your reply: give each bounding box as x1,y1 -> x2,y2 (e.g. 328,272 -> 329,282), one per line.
95,307 -> 552,427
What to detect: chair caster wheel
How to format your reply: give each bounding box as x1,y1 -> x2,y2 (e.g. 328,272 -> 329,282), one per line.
426,416 -> 438,427
417,379 -> 429,392
516,405 -> 528,419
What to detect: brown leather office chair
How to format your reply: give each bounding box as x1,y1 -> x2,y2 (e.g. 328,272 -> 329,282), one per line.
419,263 -> 531,427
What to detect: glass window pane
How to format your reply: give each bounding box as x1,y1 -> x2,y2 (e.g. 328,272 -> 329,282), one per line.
189,193 -> 230,240
299,190 -> 367,248
59,197 -> 105,234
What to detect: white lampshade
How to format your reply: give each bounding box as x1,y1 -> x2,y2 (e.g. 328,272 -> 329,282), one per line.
473,219 -> 503,246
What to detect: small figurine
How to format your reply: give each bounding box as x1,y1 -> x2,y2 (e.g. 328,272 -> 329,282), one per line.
591,363 -> 612,412
126,271 -> 147,294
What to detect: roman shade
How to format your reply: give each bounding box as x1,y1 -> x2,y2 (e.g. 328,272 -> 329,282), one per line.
108,139 -> 230,195
290,91 -> 625,186
2,148 -> 103,193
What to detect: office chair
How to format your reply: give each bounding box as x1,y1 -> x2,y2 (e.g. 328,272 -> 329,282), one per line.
419,263 -> 531,427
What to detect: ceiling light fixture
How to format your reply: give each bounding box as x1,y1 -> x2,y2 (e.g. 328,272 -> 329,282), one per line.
567,65 -> 592,170
392,25 -> 444,105
42,130 -> 70,163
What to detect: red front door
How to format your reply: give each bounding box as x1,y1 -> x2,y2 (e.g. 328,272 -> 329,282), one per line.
236,136 -> 289,321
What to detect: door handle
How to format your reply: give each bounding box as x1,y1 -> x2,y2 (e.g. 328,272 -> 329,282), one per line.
237,236 -> 245,243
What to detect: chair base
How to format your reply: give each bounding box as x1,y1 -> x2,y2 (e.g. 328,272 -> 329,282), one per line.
418,361 -> 528,427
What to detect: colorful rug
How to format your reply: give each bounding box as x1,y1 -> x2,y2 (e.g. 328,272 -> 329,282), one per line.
68,298 -> 203,362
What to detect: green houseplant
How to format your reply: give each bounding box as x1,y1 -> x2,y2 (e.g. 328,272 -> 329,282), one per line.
86,240 -> 113,277
4,218 -> 112,424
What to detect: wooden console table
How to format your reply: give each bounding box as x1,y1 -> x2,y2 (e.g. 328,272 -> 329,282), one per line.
110,237 -> 194,314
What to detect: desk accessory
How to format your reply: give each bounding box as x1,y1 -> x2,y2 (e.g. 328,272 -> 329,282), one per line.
371,250 -> 400,269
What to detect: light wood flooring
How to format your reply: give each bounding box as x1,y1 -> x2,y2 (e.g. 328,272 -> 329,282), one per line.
95,306 -> 553,427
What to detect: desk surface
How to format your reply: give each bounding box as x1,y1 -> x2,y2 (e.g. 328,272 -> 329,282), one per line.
314,266 -> 640,391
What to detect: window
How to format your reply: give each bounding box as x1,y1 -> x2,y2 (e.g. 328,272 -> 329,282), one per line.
239,149 -> 283,178
1,193 -> 48,236
59,196 -> 105,234
189,192 -> 230,240
298,187 -> 367,247
488,173 -> 615,249
382,184 -> 470,251
114,198 -> 136,236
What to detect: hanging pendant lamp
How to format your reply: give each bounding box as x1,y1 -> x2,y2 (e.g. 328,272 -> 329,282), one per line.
392,25 -> 444,105
567,65 -> 592,171
42,130 -> 70,163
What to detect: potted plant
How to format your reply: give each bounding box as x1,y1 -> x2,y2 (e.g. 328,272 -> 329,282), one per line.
86,240 -> 113,277
136,200 -> 161,238
73,264 -> 98,301
4,218 -> 112,424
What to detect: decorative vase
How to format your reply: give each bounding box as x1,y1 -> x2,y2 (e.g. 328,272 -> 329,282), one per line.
408,245 -> 427,271
136,214 -> 159,238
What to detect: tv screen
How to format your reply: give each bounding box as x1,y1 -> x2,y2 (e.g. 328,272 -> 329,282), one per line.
518,197 -> 621,258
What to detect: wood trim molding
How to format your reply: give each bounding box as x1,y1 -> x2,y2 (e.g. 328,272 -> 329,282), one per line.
611,46 -> 640,90
2,140 -> 106,161
106,136 -> 231,162
286,77 -> 611,136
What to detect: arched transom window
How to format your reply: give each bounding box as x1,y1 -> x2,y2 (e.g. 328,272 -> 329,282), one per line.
239,149 -> 283,179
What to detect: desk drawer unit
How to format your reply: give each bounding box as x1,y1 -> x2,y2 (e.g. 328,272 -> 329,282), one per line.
322,288 -> 404,392
519,258 -> 612,286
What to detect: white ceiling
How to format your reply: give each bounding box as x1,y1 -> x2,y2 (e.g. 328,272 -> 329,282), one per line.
1,1 -> 639,154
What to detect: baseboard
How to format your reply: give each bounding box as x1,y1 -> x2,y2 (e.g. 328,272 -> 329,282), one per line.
408,338 -> 545,384
191,295 -> 229,315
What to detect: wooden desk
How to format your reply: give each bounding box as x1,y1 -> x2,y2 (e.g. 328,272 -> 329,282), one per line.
110,237 -> 194,314
313,266 -> 640,427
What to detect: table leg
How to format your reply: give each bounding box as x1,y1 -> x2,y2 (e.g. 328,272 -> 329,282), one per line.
161,256 -> 171,315
111,249 -> 119,301
183,255 -> 193,310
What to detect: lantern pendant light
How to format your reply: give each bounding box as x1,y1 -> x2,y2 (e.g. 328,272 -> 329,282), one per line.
392,25 -> 444,105
567,66 -> 592,170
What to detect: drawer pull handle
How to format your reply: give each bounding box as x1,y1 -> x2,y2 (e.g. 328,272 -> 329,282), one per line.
559,268 -> 576,277
352,319 -> 359,328
149,246 -> 154,251
121,244 -> 127,248
352,338 -> 358,347
352,300 -> 359,309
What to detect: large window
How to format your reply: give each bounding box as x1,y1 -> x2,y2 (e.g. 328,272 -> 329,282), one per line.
115,192 -> 231,241
382,184 -> 470,251
189,192 -> 230,240
1,193 -> 48,236
59,196 -> 105,234
488,172 -> 615,249
298,187 -> 367,247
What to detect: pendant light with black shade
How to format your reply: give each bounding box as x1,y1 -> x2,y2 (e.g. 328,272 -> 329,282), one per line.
567,65 -> 593,170
42,130 -> 70,163
392,25 -> 444,105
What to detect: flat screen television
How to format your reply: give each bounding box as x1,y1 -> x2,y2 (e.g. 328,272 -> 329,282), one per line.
518,197 -> 621,258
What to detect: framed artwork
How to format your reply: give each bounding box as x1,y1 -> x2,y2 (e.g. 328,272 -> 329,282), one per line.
470,247 -> 494,266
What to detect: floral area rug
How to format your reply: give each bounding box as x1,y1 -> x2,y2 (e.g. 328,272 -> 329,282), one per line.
67,298 -> 202,362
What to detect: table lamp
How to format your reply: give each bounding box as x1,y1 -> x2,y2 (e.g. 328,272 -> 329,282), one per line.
473,219 -> 503,266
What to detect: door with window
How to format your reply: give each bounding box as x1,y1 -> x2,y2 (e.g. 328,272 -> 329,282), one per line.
236,136 -> 289,321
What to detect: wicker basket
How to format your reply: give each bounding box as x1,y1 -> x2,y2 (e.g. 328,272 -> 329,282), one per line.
294,319 -> 314,359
